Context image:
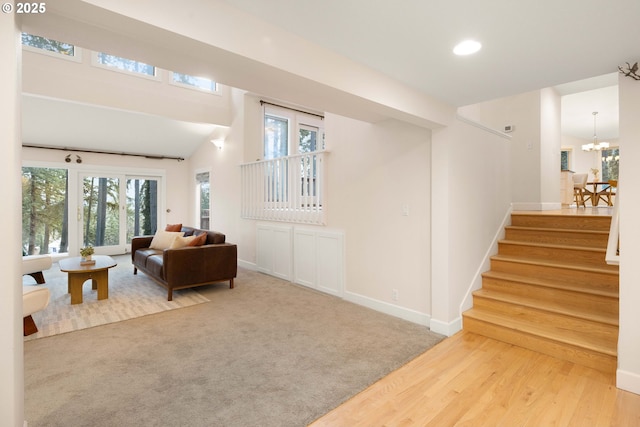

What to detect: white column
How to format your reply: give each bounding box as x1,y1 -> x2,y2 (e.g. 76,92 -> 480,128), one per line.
617,74 -> 640,394
430,127 -> 454,336
0,11 -> 25,427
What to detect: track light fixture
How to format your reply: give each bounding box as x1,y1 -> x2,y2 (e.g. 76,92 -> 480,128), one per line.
65,154 -> 71,163
76,155 -> 82,163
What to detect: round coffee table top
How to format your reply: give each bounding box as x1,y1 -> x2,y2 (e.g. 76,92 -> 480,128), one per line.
59,255 -> 117,273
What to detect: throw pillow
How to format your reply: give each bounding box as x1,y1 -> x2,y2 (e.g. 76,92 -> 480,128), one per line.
165,223 -> 182,232
187,232 -> 207,247
169,235 -> 197,249
150,231 -> 184,250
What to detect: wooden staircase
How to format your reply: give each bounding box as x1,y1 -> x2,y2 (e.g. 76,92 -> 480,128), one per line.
463,212 -> 619,374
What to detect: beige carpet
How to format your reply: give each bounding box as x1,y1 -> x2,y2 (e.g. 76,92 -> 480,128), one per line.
24,254 -> 210,340
24,265 -> 445,427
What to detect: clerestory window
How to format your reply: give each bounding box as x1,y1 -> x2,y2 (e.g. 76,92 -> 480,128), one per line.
93,52 -> 159,80
171,72 -> 218,93
21,32 -> 81,62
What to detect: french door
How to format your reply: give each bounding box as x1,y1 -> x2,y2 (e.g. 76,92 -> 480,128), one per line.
79,172 -> 160,255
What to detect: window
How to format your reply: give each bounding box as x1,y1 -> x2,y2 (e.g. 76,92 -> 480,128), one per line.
22,167 -> 69,255
560,148 -> 572,171
21,32 -> 81,62
195,172 -> 210,229
264,113 -> 289,159
239,103 -> 326,225
601,148 -> 619,181
171,72 -> 218,92
263,105 -> 324,159
127,178 -> 159,242
93,52 -> 158,79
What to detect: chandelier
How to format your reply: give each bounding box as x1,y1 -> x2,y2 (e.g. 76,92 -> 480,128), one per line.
581,111 -> 610,151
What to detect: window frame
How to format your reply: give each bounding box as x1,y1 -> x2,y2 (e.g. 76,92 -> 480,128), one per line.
21,32 -> 82,63
91,51 -> 161,81
170,72 -> 219,94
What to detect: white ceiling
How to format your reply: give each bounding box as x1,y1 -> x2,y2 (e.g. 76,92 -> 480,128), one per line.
22,95 -> 218,159
222,0 -> 638,108
23,0 -> 639,156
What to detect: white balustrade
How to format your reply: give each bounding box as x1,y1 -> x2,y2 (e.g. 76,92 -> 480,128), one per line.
241,151 -> 326,225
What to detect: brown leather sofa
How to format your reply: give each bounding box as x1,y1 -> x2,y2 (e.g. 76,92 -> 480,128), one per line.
131,226 -> 237,301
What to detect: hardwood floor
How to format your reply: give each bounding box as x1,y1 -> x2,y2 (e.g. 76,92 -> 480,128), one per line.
309,331 -> 640,427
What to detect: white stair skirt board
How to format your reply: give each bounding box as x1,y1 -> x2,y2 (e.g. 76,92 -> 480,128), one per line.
617,369 -> 640,395
430,317 -> 463,337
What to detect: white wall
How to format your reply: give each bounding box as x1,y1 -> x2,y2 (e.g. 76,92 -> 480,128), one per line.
431,117 -> 512,335
22,47 -> 232,126
233,94 -> 433,322
540,88 -> 561,204
188,88 -> 246,257
326,115 -> 432,319
617,74 -> 640,395
459,89 -> 563,210
1,13 -> 25,426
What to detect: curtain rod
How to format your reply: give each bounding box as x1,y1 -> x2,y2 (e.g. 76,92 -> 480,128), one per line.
22,144 -> 185,161
260,100 -> 324,119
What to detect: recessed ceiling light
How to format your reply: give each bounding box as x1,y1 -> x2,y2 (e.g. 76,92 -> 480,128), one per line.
453,40 -> 482,56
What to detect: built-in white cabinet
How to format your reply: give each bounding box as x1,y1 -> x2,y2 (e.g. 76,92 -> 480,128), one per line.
257,224 -> 344,297
256,224 -> 292,280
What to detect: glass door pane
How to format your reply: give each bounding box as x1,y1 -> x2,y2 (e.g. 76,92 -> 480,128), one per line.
126,177 -> 158,242
21,167 -> 69,255
81,175 -> 121,253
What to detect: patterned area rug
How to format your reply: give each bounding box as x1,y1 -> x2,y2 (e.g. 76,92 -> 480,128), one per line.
24,254 -> 210,340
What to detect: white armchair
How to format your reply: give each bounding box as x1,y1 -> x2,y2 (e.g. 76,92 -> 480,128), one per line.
22,254 -> 52,284
22,255 -> 52,336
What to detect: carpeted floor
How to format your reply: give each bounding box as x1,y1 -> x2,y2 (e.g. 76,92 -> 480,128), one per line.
24,255 -> 210,340
24,262 -> 445,427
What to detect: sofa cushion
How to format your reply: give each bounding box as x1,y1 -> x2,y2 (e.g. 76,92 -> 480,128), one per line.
169,235 -> 197,249
165,223 -> 182,232
134,248 -> 162,267
188,232 -> 207,247
150,230 -> 184,250
146,254 -> 165,279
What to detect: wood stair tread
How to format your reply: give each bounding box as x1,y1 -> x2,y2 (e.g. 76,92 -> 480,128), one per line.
473,288 -> 618,326
506,225 -> 609,236
499,239 -> 606,253
481,270 -> 619,298
491,254 -> 619,274
463,308 -> 617,356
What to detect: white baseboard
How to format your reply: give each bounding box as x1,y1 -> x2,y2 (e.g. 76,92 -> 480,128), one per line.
238,259 -> 256,271
617,369 -> 640,395
343,291 -> 431,327
430,317 -> 462,337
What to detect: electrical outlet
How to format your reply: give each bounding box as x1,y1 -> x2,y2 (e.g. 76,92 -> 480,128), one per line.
392,289 -> 399,301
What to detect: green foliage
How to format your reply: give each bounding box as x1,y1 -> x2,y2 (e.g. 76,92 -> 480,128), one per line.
21,33 -> 75,56
22,167 -> 68,255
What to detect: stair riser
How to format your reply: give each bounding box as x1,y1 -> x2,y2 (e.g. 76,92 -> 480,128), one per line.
510,214 -> 611,231
472,297 -> 618,338
462,316 -> 617,374
490,259 -> 618,294
504,228 -> 609,248
498,242 -> 611,268
481,277 -> 619,318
